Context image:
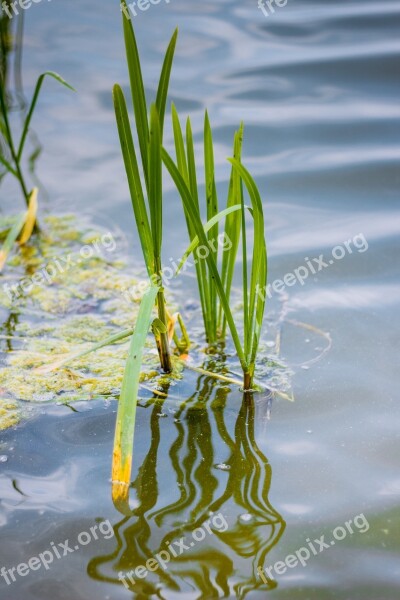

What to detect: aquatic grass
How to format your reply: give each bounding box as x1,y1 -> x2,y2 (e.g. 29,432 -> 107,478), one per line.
113,3 -> 178,372
0,69 -> 74,206
204,112 -> 219,337
111,284 -> 159,513
219,123 -> 245,336
170,109 -> 246,344
171,107 -> 213,340
163,115 -> 268,389
0,29 -> 73,266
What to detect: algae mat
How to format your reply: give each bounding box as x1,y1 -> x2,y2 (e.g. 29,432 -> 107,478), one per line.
0,215 -> 165,428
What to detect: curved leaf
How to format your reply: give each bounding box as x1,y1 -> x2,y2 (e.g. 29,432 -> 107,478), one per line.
17,71 -> 75,160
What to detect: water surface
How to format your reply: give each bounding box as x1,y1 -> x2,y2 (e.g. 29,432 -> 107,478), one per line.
1,0 -> 399,598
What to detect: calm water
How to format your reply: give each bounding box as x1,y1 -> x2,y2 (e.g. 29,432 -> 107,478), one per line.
1,0 -> 400,598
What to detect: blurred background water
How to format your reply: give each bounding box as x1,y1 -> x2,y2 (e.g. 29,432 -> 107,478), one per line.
0,0 -> 399,598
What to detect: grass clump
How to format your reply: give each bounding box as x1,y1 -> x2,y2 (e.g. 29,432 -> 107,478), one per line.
164,112 -> 268,390
109,14 -> 267,508
113,0 -> 178,373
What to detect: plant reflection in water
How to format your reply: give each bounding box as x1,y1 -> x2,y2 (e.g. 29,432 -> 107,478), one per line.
88,375 -> 285,598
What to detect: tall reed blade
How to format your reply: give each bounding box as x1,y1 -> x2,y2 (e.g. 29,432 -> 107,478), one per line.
171,107 -> 213,341
113,83 -> 154,274
204,112 -> 219,339
112,285 -> 158,514
149,103 -> 172,372
121,0 -> 149,190
228,158 -> 268,386
219,123 -> 244,335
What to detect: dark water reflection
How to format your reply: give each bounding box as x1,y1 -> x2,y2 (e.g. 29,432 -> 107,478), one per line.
88,385 -> 285,599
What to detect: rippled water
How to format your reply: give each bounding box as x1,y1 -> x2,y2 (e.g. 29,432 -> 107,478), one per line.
1,0 -> 399,598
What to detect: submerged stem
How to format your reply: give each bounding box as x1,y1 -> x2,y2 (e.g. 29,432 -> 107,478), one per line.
243,371 -> 253,392
154,261 -> 172,373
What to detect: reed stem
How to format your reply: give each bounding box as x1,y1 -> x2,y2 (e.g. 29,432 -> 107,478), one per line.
154,258 -> 172,373
156,293 -> 172,373
243,371 -> 253,392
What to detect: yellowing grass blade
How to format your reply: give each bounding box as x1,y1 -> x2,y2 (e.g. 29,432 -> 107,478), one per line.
112,284 -> 158,514
18,187 -> 38,245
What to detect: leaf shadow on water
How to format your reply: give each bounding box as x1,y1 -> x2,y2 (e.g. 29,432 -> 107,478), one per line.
87,377 -> 286,599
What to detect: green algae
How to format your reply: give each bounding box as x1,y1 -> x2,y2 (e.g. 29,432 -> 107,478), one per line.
0,215 -> 168,418
0,398 -> 21,430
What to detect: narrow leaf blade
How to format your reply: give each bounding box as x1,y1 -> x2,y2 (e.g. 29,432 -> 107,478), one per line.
112,285 -> 158,513
113,84 -> 154,274
156,28 -> 178,136
17,71 -> 75,160
121,2 -> 150,187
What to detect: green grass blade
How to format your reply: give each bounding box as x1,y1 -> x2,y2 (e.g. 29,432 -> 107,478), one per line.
228,158 -> 267,368
149,104 -> 162,260
0,154 -> 18,178
204,112 -> 219,334
186,117 -> 201,215
17,71 -> 75,161
121,1 -> 150,189
185,116 -> 213,340
204,111 -> 219,244
112,284 -> 158,513
240,160 -> 249,358
171,103 -> 189,184
113,84 -> 154,275
170,105 -> 212,339
156,29 -> 178,137
219,123 -> 244,334
250,236 -> 267,368
162,147 -> 247,370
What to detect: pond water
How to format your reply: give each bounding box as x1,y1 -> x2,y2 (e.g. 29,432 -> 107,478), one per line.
1,0 -> 399,599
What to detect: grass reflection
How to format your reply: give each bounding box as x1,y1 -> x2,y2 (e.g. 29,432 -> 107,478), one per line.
88,378 -> 285,598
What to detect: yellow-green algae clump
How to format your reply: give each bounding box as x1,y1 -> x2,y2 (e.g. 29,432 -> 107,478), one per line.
0,215 -> 169,428
0,398 -> 20,430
